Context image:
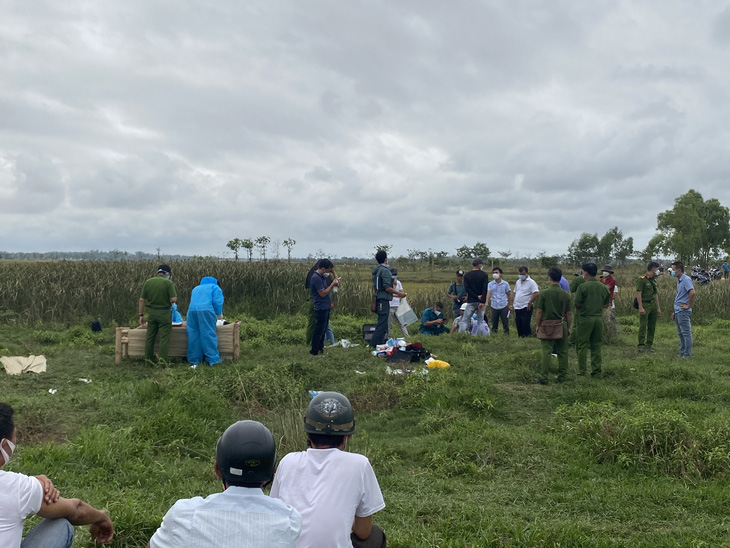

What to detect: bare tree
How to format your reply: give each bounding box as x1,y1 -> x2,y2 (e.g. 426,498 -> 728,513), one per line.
283,238 -> 296,262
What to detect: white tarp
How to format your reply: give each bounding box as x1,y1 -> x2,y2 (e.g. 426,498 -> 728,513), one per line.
1,355 -> 47,375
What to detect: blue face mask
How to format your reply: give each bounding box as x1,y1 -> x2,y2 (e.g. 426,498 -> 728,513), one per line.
670,270 -> 677,277
518,274 -> 526,281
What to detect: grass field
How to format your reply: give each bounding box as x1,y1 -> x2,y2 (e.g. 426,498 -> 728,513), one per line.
2,261 -> 730,547
3,306 -> 730,547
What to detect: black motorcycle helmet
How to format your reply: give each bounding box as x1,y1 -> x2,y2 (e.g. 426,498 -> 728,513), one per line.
304,392 -> 356,436
215,421 -> 276,485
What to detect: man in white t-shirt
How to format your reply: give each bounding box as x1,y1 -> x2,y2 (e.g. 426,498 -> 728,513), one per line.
271,392 -> 386,548
0,402 -> 114,548
387,268 -> 409,338
149,420 -> 301,548
511,266 -> 540,337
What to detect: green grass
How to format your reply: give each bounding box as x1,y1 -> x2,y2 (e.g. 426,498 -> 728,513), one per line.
2,312 -> 730,547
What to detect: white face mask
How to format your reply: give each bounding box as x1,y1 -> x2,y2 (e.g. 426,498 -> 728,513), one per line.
602,271 -> 609,277
434,310 -> 442,316
492,273 -> 500,280
1,438 -> 15,465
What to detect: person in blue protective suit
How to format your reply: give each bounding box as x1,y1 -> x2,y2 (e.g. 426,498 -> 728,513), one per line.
171,303 -> 183,324
187,277 -> 224,366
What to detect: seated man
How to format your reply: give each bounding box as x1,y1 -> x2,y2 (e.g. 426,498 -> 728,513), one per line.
0,402 -> 114,548
450,302 -> 470,334
271,392 -> 386,548
419,302 -> 449,336
149,420 -> 301,548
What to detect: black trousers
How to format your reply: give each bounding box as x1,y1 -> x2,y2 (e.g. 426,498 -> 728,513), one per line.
311,308 -> 330,355
370,299 -> 390,347
515,307 -> 533,337
491,307 -> 509,334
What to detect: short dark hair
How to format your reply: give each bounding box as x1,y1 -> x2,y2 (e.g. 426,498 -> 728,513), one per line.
518,266 -> 528,274
318,258 -> 333,270
547,266 -> 562,282
375,250 -> 387,264
307,433 -> 344,449
493,267 -> 503,274
582,263 -> 598,277
671,261 -> 685,272
0,403 -> 14,440
434,301 -> 444,310
647,261 -> 660,271
472,258 -> 483,267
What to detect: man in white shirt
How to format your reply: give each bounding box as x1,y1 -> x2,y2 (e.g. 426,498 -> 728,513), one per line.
511,266 -> 540,337
387,268 -> 409,338
149,420 -> 301,548
0,402 -> 114,548
271,392 -> 386,548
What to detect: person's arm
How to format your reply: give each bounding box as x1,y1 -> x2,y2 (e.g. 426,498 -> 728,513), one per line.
655,293 -> 661,316
317,276 -> 340,297
34,475 -> 60,504
535,308 -> 543,330
635,290 -> 645,315
527,290 -> 539,309
38,497 -> 114,543
566,310 -> 573,334
485,289 -> 492,309
352,515 -> 373,541
386,286 -> 406,298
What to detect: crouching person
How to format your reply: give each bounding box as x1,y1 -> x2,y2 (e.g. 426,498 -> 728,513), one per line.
0,402 -> 114,548
149,420 -> 301,548
271,392 -> 386,548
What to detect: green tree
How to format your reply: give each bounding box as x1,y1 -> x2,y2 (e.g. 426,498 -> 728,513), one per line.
456,242 -> 490,260
456,245 -> 472,259
641,234 -> 665,263
226,238 -> 243,261
656,189 -> 730,266
566,233 -> 599,265
255,236 -> 270,261
375,244 -> 392,256
614,236 -> 634,265
282,238 -> 296,262
241,238 -> 254,262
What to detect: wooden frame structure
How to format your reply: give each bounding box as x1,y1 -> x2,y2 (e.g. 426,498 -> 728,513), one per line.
115,322 -> 241,364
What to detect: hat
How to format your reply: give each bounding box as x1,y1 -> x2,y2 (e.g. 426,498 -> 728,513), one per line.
574,271 -> 582,276
389,268 -> 398,277
602,265 -> 614,274
460,302 -> 468,311
456,269 -> 464,276
472,258 -> 483,266
157,264 -> 171,274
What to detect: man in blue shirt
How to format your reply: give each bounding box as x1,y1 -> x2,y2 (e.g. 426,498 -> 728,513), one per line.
486,267 -> 512,335
310,259 -> 340,356
419,302 -> 449,336
670,261 -> 695,358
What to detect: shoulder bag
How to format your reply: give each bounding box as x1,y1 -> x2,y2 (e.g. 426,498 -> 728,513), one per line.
537,292 -> 567,340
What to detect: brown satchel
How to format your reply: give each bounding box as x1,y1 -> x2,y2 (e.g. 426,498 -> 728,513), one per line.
370,294 -> 377,313
537,291 -> 567,340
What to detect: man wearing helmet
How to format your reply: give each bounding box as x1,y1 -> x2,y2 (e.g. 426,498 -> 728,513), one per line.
271,392 -> 386,548
148,421 -> 301,548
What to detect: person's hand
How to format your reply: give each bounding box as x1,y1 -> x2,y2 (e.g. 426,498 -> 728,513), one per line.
34,475 -> 60,504
671,312 -> 676,320
639,308 -> 646,316
139,316 -> 147,327
0,438 -> 11,467
89,511 -> 114,543
657,309 -> 662,317
398,291 -> 406,298
477,304 -> 485,311
680,303 -> 690,310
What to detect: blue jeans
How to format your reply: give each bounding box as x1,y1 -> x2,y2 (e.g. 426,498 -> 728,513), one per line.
370,300 -> 390,347
675,309 -> 693,357
459,303 -> 484,333
324,322 -> 335,345
21,518 -> 74,548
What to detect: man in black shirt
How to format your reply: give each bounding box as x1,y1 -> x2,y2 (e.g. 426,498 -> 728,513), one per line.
458,258 -> 489,334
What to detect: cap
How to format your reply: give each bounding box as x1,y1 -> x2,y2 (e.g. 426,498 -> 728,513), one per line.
460,302 -> 468,310
456,270 -> 464,276
602,265 -> 614,274
157,264 -> 171,274
472,258 -> 483,266
390,268 -> 398,277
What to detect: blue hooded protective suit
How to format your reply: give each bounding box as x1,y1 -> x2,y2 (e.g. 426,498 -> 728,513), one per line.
186,276 -> 224,365
171,303 -> 183,323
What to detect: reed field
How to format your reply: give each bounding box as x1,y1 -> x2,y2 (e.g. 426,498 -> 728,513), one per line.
2,259 -> 730,546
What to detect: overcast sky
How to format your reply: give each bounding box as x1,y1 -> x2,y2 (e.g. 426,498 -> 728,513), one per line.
2,1 -> 730,260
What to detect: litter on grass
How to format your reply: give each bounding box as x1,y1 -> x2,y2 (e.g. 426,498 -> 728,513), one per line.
328,339 -> 359,348
48,389 -> 57,395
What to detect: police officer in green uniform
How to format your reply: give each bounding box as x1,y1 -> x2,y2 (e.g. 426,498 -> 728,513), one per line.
139,264 -> 178,361
535,266 -> 573,384
635,261 -> 662,352
567,270 -> 585,347
574,263 -> 610,377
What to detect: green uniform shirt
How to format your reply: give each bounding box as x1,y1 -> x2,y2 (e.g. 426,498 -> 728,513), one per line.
574,278 -> 610,317
635,275 -> 658,303
141,276 -> 177,309
570,276 -> 585,293
372,264 -> 393,301
535,285 -> 572,320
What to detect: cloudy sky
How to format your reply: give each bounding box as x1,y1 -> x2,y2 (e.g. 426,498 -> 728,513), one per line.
2,1 -> 730,259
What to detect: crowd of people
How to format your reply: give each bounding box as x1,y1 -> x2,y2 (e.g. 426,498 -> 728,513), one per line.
1,392 -> 385,547
362,251 -> 696,385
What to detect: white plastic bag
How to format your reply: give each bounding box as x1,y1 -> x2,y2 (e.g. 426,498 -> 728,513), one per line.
395,297 -> 419,326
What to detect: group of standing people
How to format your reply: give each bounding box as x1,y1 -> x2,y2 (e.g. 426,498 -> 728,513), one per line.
139,265 -> 225,366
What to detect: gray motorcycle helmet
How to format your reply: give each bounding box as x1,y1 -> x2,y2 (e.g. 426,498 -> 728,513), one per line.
215,420 -> 276,485
304,392 -> 356,436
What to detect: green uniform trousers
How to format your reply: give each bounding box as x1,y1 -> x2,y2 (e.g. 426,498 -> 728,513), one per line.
145,308 -> 173,361
541,323 -> 568,383
638,301 -> 657,349
577,316 -> 603,376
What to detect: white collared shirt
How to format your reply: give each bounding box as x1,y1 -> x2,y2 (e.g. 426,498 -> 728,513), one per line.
513,277 -> 539,309
0,471 -> 43,548
150,486 -> 301,548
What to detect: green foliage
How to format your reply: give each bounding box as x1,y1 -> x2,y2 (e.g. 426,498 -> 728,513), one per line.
566,232 -> 599,265
656,189 -> 730,266
456,241 -> 490,260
